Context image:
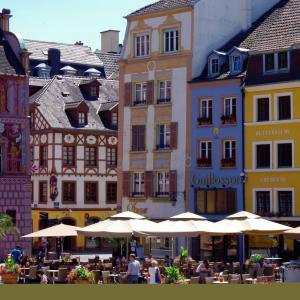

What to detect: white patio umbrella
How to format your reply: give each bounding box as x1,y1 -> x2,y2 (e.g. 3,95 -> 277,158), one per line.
210,211 -> 291,235
284,227 -> 300,240
22,223 -> 81,256
77,211 -> 160,257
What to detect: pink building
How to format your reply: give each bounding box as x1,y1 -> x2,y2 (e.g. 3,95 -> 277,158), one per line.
0,9 -> 32,258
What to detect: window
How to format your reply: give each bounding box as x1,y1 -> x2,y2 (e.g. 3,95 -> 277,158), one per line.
196,189 -> 236,215
63,146 -> 75,166
78,112 -> 86,126
231,55 -> 241,72
278,95 -> 291,120
164,29 -> 179,53
277,143 -> 292,168
264,51 -> 289,73
156,172 -> 170,197
256,191 -> 271,216
265,53 -> 275,72
62,182 -> 76,203
134,83 -> 147,105
278,191 -> 293,217
135,33 -> 150,57
106,182 -> 117,204
198,99 -> 212,125
278,52 -> 288,70
156,124 -> 170,150
222,140 -> 236,167
131,125 -> 145,151
39,181 -> 47,204
39,146 -> 47,167
107,147 -> 117,167
256,97 -> 270,122
0,85 -> 7,112
256,144 -> 271,169
90,86 -> 98,97
210,58 -> 219,75
30,112 -> 35,129
198,141 -> 212,167
85,182 -> 98,204
157,80 -> 171,103
30,147 -> 34,164
222,97 -> 237,124
111,112 -> 118,126
6,210 -> 16,225
85,147 -> 97,167
132,173 -> 145,197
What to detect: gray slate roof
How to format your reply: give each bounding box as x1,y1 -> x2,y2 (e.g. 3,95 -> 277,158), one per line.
30,76 -> 119,131
127,0 -> 197,17
98,101 -> 118,112
96,52 -> 120,79
24,39 -> 104,67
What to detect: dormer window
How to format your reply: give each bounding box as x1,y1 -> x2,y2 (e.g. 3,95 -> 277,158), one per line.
264,51 -> 289,73
84,68 -> 101,78
210,58 -> 219,75
35,63 -> 51,79
90,86 -> 98,97
231,55 -> 241,73
112,112 -> 118,126
60,66 -> 77,76
78,112 -> 87,126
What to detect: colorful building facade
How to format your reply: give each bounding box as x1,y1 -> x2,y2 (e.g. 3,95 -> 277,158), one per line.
189,46 -> 248,261
0,9 -> 32,257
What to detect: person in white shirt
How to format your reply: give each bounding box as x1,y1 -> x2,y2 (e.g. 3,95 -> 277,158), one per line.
148,260 -> 161,284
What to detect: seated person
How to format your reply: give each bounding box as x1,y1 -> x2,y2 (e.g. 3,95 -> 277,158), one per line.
164,255 -> 172,267
196,260 -> 212,274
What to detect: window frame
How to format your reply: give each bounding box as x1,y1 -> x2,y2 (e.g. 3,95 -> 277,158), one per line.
156,124 -> 171,150
253,189 -> 272,216
63,146 -> 76,167
62,181 -> 76,204
78,112 -> 86,126
197,140 -> 212,168
253,95 -> 272,123
84,182 -> 98,204
163,28 -> 179,54
134,32 -> 150,58
210,58 -> 220,75
134,82 -> 147,106
106,147 -> 117,167
38,181 -> 48,204
90,86 -> 98,97
274,188 -> 294,217
111,112 -> 118,126
157,80 -> 171,104
274,92 -> 293,121
263,51 -> 290,74
106,182 -> 117,204
156,171 -> 170,197
274,140 -> 294,169
39,145 -> 48,168
253,141 -> 272,170
231,55 -> 241,73
84,146 -> 97,167
198,98 -> 213,125
132,172 -> 145,197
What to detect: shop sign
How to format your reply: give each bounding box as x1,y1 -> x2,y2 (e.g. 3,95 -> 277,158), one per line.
255,129 -> 290,137
192,173 -> 243,187
260,177 -> 286,183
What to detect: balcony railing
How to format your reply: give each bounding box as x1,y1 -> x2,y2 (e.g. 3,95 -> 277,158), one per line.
156,192 -> 169,198
133,100 -> 147,106
221,114 -> 237,124
197,117 -> 212,126
197,158 -> 212,168
157,98 -> 171,104
221,157 -> 236,167
156,144 -> 170,150
131,192 -> 145,198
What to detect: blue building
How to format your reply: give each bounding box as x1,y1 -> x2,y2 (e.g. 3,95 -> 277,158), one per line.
189,46 -> 249,262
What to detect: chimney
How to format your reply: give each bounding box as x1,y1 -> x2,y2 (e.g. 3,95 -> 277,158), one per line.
75,41 -> 84,46
48,48 -> 61,77
100,30 -> 120,53
240,0 -> 252,31
0,8 -> 12,32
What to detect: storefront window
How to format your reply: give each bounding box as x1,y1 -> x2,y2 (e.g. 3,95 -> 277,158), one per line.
195,189 -> 236,215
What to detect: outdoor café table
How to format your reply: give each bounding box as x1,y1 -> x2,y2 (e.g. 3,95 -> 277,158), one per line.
265,258 -> 282,265
109,274 -> 119,284
46,270 -> 59,284
19,267 -> 30,283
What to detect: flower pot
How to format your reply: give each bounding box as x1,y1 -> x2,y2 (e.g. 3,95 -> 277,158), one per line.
1,273 -> 18,284
74,279 -> 91,284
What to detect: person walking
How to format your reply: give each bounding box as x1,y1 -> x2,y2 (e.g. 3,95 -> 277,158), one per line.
126,253 -> 141,284
11,245 -> 22,264
148,260 -> 161,284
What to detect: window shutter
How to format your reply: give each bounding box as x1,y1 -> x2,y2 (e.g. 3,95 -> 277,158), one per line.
123,172 -> 131,197
170,122 -> 178,149
132,126 -> 138,151
146,80 -> 154,105
169,170 -> 177,199
145,171 -> 153,198
139,125 -> 146,151
124,82 -> 132,106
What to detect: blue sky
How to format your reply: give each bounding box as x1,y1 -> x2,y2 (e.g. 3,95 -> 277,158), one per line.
2,0 -> 154,50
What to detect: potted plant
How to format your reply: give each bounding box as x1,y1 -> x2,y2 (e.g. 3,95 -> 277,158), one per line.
0,255 -> 20,284
164,266 -> 185,284
67,266 -> 94,284
179,247 -> 188,265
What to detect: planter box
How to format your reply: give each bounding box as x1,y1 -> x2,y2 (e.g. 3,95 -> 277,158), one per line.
74,279 -> 91,284
1,273 -> 18,284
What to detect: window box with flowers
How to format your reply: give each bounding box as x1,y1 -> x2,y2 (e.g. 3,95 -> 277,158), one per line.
221,158 -> 236,168
0,255 -> 20,284
197,157 -> 212,168
221,115 -> 237,125
197,117 -> 212,126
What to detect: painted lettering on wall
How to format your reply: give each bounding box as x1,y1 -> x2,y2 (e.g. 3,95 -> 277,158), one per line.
259,177 -> 286,183
127,202 -> 148,215
192,173 -> 243,187
255,129 -> 290,137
